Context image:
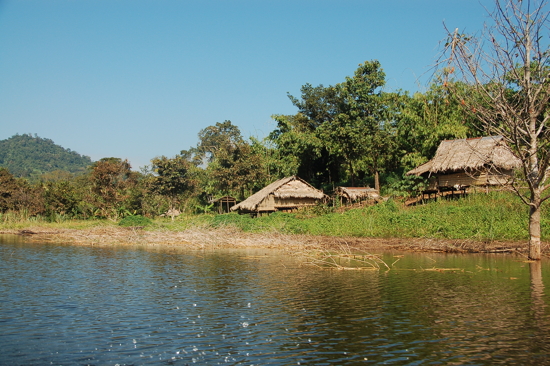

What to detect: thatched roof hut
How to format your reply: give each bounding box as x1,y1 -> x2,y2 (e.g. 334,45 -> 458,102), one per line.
406,136 -> 522,190
335,187 -> 380,203
231,176 -> 326,214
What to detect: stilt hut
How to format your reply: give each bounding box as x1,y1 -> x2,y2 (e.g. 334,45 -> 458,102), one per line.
209,196 -> 237,214
406,136 -> 521,193
334,187 -> 380,205
230,176 -> 326,215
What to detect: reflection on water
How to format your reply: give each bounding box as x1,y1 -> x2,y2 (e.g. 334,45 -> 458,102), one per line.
1,237 -> 550,365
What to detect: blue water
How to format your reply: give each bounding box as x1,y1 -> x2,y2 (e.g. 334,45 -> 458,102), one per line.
1,235 -> 550,365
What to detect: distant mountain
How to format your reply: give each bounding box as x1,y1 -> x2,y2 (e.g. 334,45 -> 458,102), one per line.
0,134 -> 93,179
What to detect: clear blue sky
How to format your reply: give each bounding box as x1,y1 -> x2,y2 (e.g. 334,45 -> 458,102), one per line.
0,0 -> 493,169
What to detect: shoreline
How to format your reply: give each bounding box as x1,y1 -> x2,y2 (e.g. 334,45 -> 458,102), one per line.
0,226 -> 542,256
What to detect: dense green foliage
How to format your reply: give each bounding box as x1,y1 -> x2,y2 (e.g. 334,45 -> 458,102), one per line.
0,168 -> 43,215
148,155 -> 197,219
118,215 -> 152,227
0,134 -> 92,180
274,61 -> 399,189
86,158 -> 140,219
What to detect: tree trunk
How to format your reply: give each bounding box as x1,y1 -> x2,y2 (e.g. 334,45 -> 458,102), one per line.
529,200 -> 542,260
374,171 -> 380,192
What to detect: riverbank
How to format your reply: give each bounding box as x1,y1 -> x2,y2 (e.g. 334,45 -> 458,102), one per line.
1,225 -> 541,256
1,191 -> 548,256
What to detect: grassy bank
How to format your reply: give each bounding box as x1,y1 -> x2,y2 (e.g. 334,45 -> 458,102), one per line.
204,191 -> 543,242
0,191 -> 545,243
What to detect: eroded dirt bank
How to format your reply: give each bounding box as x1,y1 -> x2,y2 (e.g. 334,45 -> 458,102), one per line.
1,226 -> 544,256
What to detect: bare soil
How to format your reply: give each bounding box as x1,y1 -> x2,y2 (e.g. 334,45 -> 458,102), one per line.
1,226 -> 545,256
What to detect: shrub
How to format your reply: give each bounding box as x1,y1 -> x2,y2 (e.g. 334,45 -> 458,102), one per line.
118,215 -> 152,227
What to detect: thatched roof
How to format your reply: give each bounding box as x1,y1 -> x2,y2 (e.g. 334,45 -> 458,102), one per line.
335,187 -> 379,201
231,176 -> 325,212
407,136 -> 522,176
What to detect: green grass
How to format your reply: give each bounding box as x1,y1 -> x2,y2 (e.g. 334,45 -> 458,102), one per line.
0,191 -> 543,241
197,191 -> 539,241
118,215 -> 153,227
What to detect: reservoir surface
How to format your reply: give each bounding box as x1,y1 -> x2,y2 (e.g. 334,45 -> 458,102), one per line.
1,234 -> 549,365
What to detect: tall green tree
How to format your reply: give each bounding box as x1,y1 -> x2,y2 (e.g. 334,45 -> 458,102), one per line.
286,60 -> 398,189
268,113 -> 338,186
183,121 -> 270,201
43,179 -> 83,219
87,158 -> 138,220
195,120 -> 244,163
149,155 -> 196,220
331,60 -> 397,189
207,139 -> 266,200
396,82 -> 480,172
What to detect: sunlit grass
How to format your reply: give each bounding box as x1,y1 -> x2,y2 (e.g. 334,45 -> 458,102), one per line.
198,191 -> 538,241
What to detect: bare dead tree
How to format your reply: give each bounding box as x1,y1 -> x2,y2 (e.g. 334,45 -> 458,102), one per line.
441,0 -> 550,260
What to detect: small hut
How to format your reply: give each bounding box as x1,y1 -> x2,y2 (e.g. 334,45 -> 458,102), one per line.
406,135 -> 521,192
334,187 -> 380,205
231,176 -> 326,215
209,196 -> 237,214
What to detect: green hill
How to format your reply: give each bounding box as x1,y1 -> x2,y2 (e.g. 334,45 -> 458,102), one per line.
0,134 -> 93,179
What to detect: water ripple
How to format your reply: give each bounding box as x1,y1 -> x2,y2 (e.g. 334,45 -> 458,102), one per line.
1,241 -> 550,365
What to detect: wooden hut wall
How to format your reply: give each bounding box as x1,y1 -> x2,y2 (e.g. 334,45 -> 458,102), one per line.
256,195 -> 276,212
436,169 -> 514,189
274,197 -> 317,208
426,177 -> 438,191
255,196 -> 318,212
437,172 -> 483,188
